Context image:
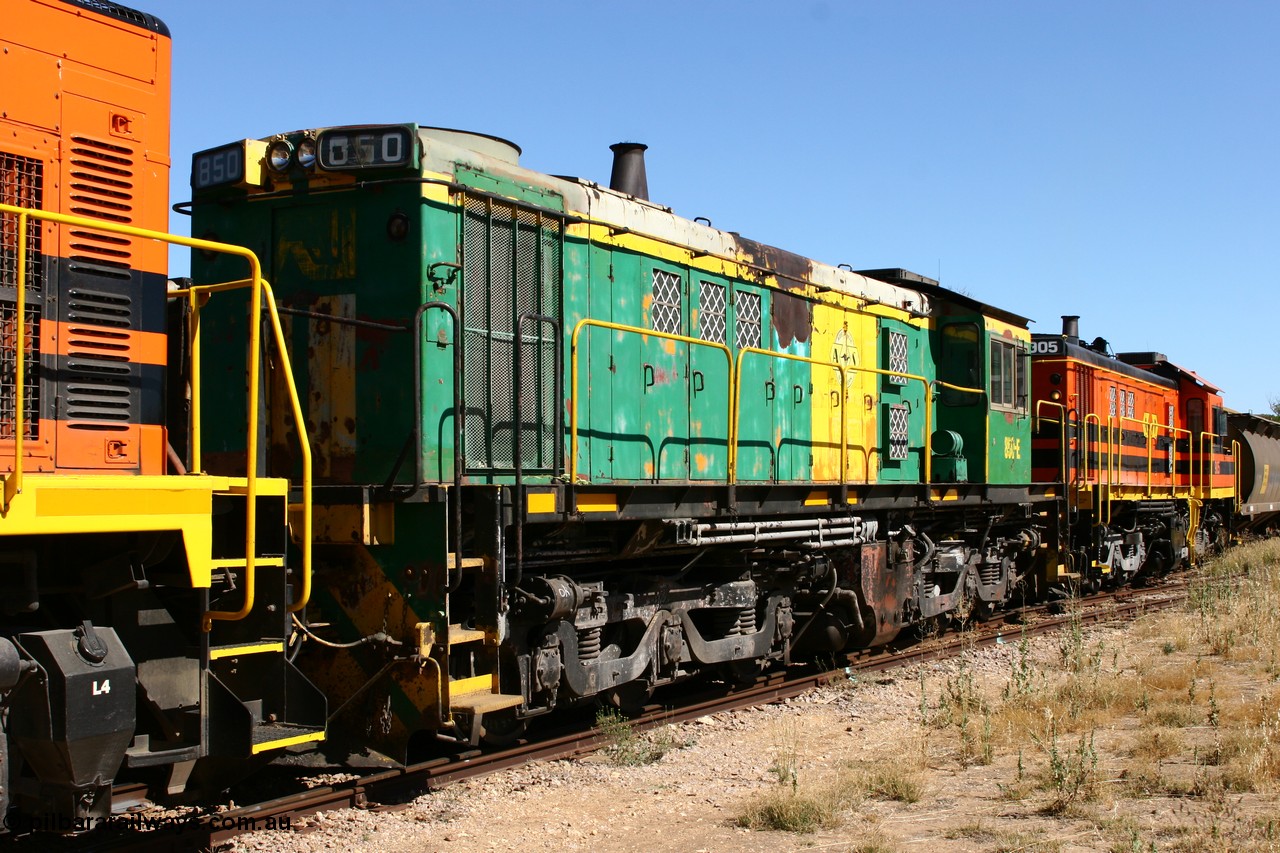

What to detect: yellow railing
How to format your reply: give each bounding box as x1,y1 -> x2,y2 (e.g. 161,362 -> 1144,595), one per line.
1233,439 -> 1241,505
0,202 -> 311,627
932,380 -> 987,479
1197,431 -> 1226,501
569,319 -> 732,483
568,319 -> 946,487
1034,399 -> 1068,484
729,348 -> 847,483
173,277 -> 314,624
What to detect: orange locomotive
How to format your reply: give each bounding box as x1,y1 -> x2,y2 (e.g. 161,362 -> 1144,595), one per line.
1031,315 -> 1235,589
2,0 -> 172,473
0,0 -> 323,831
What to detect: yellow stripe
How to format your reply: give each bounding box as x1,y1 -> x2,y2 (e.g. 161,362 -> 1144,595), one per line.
930,488 -> 960,501
209,557 -> 285,569
527,491 -> 557,514
803,490 -> 829,506
37,488 -> 209,517
250,729 -> 325,755
210,642 -> 284,660
576,492 -> 618,513
450,674 -> 493,698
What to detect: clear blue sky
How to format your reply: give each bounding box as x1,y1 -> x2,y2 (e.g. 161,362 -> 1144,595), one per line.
143,0 -> 1280,413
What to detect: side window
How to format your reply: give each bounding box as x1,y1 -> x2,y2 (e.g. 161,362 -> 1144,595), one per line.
988,338 -> 1025,409
698,280 -> 726,344
651,268 -> 682,335
734,290 -> 761,350
1109,386 -> 1117,419
1187,398 -> 1204,437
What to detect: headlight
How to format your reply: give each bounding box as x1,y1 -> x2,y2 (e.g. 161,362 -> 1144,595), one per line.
296,138 -> 317,170
267,140 -> 293,172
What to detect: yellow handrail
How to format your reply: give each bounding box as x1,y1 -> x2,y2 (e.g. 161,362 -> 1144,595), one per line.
1232,439 -> 1241,505
1167,420 -> 1192,494
0,202 -> 307,628
1118,414 -> 1153,495
1197,431 -> 1224,502
174,278 -> 314,624
932,380 -> 987,480
1034,399 -> 1068,485
569,319 -> 733,484
729,348 -> 846,483
174,278 -> 315,618
785,363 -> 934,483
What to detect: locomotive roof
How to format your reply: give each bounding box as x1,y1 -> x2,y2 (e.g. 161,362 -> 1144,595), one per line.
417,129 -> 933,317
1031,334 -> 1180,390
858,268 -> 1031,328
1117,353 -> 1222,393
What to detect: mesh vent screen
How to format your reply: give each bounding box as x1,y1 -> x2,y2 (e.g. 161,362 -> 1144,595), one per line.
461,195 -> 562,472
0,153 -> 43,440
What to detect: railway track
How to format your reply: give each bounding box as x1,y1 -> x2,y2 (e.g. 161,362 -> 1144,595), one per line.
4,578 -> 1191,851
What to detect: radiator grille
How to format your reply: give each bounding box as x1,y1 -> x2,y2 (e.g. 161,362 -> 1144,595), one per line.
0,153 -> 43,440
461,194 -> 562,472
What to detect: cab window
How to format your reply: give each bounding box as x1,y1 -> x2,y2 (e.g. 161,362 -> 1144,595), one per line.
989,338 -> 1026,410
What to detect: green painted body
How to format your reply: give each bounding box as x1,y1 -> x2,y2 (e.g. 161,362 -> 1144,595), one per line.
190,125 -> 1034,495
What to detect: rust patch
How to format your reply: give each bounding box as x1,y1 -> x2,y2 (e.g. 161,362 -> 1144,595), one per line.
736,235 -> 813,289
858,541 -> 908,646
771,289 -> 812,346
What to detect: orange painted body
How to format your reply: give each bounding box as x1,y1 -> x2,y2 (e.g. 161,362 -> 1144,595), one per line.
0,0 -> 172,474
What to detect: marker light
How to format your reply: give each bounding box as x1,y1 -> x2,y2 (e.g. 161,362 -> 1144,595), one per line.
267,140 -> 293,172
296,138 -> 317,170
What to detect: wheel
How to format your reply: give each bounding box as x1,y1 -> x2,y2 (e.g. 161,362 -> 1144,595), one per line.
601,679 -> 654,714
480,711 -> 529,747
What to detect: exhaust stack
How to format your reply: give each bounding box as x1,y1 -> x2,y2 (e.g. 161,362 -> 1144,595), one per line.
608,142 -> 649,200
1061,315 -> 1080,344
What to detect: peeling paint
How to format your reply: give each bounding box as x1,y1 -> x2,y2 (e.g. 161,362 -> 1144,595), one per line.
772,289 -> 812,347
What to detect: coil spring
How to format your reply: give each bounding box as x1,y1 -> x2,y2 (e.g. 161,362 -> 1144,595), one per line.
979,558 -> 1003,587
735,606 -> 758,636
577,626 -> 603,660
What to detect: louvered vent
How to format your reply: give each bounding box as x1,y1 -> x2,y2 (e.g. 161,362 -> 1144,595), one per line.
67,136 -> 134,281
65,288 -> 133,430
0,152 -> 43,440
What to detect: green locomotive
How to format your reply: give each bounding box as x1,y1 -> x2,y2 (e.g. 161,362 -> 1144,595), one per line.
190,124 -> 1057,755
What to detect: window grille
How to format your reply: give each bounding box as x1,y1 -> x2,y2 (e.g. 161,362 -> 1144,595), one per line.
887,330 -> 908,384
650,269 -> 682,335
735,290 -> 761,350
888,404 -> 910,461
698,281 -> 726,344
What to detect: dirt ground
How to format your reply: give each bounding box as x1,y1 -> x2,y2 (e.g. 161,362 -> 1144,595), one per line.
227,557 -> 1280,853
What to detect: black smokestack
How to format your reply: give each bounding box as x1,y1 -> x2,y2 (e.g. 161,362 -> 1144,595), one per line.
1062,315 -> 1080,342
609,142 -> 649,200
